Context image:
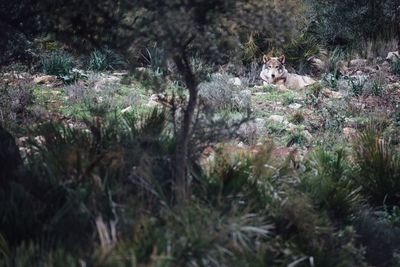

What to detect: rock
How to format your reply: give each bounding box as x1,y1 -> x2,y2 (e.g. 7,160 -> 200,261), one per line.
288,103 -> 302,110
34,75 -> 57,84
241,89 -> 252,96
343,127 -> 357,140
146,94 -> 163,107
92,75 -> 121,92
303,130 -> 313,143
229,77 -> 242,86
309,57 -> 326,71
287,123 -> 297,132
322,89 -> 344,99
253,92 -> 268,96
238,118 -> 267,141
268,115 -> 288,125
386,51 -> 399,62
344,118 -> 357,127
112,71 -> 129,76
349,59 -> 368,67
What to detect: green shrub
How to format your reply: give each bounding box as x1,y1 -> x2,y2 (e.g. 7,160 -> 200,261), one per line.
370,79 -> 386,97
286,131 -> 308,146
284,34 -> 321,74
346,76 -> 366,96
199,73 -> 251,113
391,58 -> 400,76
89,49 -> 126,71
323,73 -> 338,90
327,47 -> 345,77
141,45 -> 167,74
302,149 -> 362,219
0,81 -> 35,128
353,209 -> 400,267
353,126 -> 400,206
41,51 -> 74,77
290,111 -> 305,124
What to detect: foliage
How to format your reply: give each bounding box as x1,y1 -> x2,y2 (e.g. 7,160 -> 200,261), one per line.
302,149 -> 362,219
283,34 -> 321,74
391,58 -> 400,76
353,126 -> 400,206
353,209 -> 400,267
0,81 -> 35,128
41,51 -> 74,77
290,111 -> 305,124
346,76 -> 367,96
286,131 -> 308,147
199,73 -> 251,113
89,49 -> 126,71
305,0 -> 399,48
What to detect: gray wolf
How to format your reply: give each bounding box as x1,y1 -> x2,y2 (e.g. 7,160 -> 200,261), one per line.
260,55 -> 315,90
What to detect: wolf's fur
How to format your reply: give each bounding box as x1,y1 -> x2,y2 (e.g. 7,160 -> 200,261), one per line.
260,55 -> 315,90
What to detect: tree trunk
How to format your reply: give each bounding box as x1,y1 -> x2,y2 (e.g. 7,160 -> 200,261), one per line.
173,53 -> 198,203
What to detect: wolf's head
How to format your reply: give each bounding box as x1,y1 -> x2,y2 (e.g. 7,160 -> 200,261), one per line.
260,55 -> 287,84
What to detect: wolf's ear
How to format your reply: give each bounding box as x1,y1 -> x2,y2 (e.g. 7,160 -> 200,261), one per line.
278,55 -> 286,64
262,55 -> 270,64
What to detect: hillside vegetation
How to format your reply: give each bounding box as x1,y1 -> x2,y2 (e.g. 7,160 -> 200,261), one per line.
1,0 -> 400,266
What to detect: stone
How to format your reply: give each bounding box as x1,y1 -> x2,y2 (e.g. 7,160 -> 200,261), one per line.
322,89 -> 344,99
288,103 -> 302,110
349,59 -> 368,67
229,77 -> 242,86
303,130 -> 313,143
34,75 -> 57,84
268,115 -> 288,125
92,75 -> 121,92
343,127 -> 357,140
386,51 -> 399,62
309,57 -> 326,71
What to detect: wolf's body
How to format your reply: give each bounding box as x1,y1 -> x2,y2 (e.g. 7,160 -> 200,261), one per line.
260,55 -> 315,90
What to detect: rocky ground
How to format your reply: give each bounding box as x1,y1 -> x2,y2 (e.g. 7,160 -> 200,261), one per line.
2,55 -> 400,170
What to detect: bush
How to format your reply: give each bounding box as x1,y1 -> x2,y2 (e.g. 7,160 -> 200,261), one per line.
199,73 -> 251,113
353,209 -> 400,267
346,76 -> 367,96
89,49 -> 126,71
0,81 -> 35,128
353,126 -> 400,206
302,149 -> 362,219
283,34 -> 321,74
391,58 -> 400,76
41,51 -> 74,77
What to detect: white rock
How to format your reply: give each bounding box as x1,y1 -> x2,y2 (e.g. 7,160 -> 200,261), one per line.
288,103 -> 302,110
322,89 -> 344,99
34,75 -> 57,84
229,77 -> 242,86
309,57 -> 326,71
268,115 -> 288,124
350,59 -> 368,67
287,123 -> 297,132
343,127 -> 357,140
303,130 -> 313,143
146,100 -> 160,107
386,51 -> 399,62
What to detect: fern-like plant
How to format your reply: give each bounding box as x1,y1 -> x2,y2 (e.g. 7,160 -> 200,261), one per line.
353,126 -> 400,206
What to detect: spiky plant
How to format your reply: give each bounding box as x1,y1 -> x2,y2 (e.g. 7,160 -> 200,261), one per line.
41,51 -> 74,77
353,126 -> 400,206
302,149 -> 362,219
